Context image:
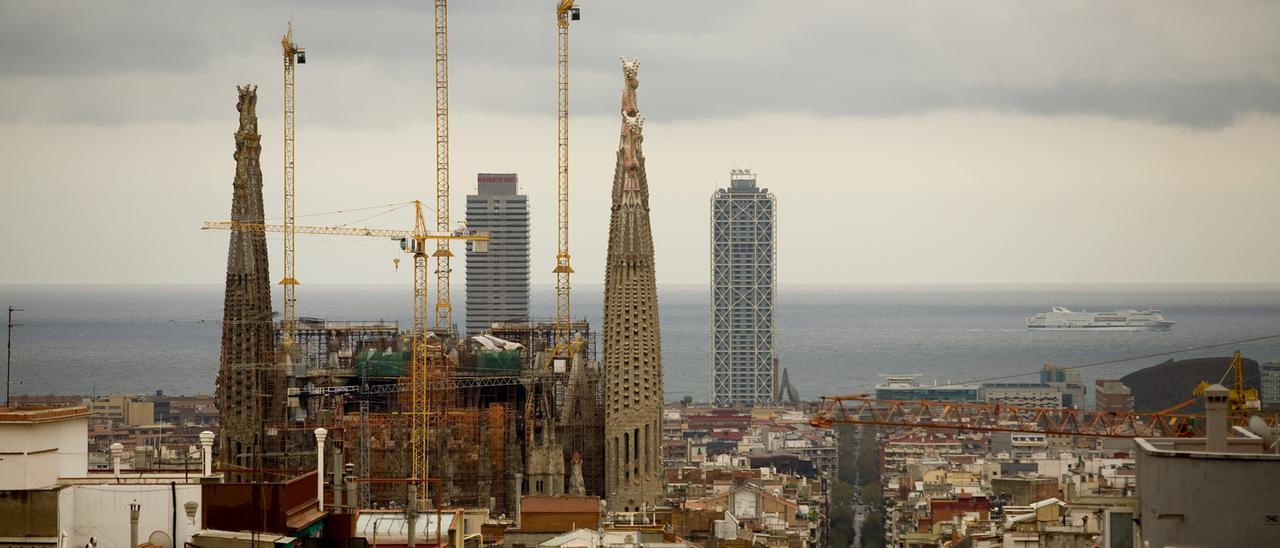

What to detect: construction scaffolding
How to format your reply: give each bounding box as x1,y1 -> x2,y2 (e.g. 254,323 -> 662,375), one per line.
490,319 -> 597,369
295,330 -> 605,514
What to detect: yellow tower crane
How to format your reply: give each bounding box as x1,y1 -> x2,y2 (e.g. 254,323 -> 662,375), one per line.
203,201 -> 489,496
1194,350 -> 1262,415
280,23 -> 305,353
552,0 -> 581,359
432,0 -> 455,332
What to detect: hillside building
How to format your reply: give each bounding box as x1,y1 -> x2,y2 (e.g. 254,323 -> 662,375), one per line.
875,374 -> 981,402
1095,379 -> 1135,413
980,383 -> 1063,408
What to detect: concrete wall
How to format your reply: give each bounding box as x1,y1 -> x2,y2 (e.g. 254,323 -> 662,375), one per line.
0,415 -> 88,489
0,483 -> 202,548
1136,443 -> 1280,547
66,483 -> 203,548
0,489 -> 60,538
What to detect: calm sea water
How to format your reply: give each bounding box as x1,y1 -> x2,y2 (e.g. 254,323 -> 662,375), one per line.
2,284 -> 1279,403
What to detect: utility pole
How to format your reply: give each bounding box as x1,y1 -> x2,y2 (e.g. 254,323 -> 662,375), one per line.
6,306 -> 23,407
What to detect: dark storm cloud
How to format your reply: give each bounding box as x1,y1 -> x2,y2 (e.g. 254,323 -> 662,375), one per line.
2,1 -> 1278,128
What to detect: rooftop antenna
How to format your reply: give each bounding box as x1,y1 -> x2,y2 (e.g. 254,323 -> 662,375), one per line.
6,306 -> 23,407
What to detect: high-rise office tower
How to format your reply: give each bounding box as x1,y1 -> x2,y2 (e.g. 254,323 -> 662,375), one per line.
603,58 -> 664,510
710,169 -> 777,407
464,173 -> 531,334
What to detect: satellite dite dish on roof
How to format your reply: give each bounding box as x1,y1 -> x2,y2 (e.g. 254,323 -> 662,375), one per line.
147,531 -> 172,548
1248,416 -> 1280,454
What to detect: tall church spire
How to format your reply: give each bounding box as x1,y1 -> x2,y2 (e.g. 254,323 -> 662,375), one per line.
603,58 -> 664,510
216,85 -> 285,469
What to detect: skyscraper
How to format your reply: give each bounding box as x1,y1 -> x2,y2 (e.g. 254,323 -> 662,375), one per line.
710,169 -> 777,407
464,173 -> 530,334
603,58 -> 664,510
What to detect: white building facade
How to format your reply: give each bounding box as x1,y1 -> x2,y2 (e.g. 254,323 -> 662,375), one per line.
710,169 -> 777,407
1260,360 -> 1280,410
980,383 -> 1064,408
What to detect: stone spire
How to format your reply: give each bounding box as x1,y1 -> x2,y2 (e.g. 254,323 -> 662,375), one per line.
603,57 -> 664,511
216,85 -> 285,468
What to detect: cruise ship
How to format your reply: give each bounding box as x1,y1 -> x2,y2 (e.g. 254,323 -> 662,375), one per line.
1026,307 -> 1174,331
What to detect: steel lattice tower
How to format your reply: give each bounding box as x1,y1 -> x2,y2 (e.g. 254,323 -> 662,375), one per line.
709,170 -> 777,407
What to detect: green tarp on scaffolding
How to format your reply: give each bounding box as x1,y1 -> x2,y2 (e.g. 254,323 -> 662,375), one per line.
477,349 -> 521,372
354,350 -> 408,377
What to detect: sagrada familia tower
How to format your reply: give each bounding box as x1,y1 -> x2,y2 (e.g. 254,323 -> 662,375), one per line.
216,86 -> 286,469
603,58 -> 664,510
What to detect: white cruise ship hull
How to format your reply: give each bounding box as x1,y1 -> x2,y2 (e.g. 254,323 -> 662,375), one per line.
1026,306 -> 1174,331
1027,323 -> 1174,331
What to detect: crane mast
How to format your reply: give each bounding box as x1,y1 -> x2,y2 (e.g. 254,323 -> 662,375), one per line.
553,1 -> 579,355
280,24 -> 304,352
433,0 -> 454,332
409,201 -> 432,502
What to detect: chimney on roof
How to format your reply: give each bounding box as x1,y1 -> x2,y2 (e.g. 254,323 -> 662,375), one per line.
199,431 -> 214,476
1203,384 -> 1230,453
314,428 -> 328,512
111,443 -> 124,478
129,502 -> 140,547
514,473 -> 523,529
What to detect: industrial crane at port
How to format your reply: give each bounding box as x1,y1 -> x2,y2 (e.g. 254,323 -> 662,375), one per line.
552,0 -> 581,362
280,23 -> 305,354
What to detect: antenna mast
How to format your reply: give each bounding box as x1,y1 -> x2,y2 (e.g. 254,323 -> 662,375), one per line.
6,306 -> 23,406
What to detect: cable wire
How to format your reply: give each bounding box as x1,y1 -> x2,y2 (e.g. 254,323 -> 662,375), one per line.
936,331 -> 1280,389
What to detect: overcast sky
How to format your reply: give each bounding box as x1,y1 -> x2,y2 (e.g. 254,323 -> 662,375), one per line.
2,1 -> 1280,287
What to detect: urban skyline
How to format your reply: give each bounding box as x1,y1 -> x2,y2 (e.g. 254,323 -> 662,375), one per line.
2,3 -> 1279,547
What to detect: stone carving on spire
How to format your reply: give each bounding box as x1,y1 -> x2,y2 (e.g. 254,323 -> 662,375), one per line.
622,115 -> 644,191
620,58 -> 644,193
233,85 -> 260,183
621,57 -> 639,117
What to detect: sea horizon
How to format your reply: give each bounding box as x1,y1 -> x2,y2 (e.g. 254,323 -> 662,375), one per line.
3,283 -> 1279,402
